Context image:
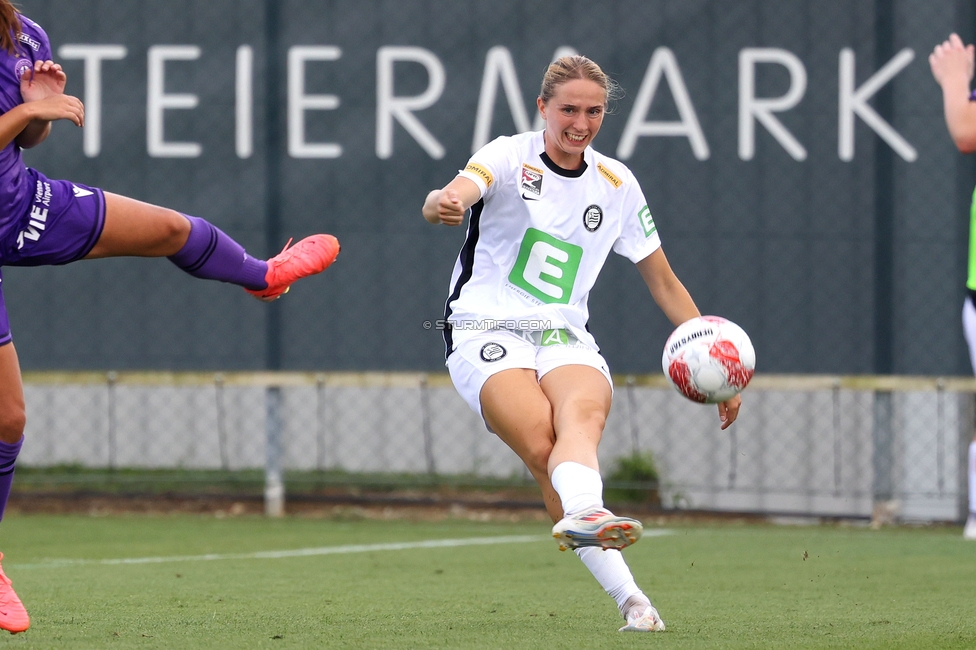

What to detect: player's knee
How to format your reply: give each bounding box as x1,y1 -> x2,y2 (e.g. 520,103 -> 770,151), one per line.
0,404 -> 25,444
521,435 -> 556,476
582,409 -> 607,434
162,210 -> 192,248
555,400 -> 607,435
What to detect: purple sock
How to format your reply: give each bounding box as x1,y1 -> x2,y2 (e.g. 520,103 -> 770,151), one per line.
167,215 -> 268,290
0,437 -> 22,522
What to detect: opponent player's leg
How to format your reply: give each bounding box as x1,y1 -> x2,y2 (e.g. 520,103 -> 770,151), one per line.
84,193 -> 191,258
0,291 -> 27,510
0,343 -> 31,633
0,344 -> 25,446
0,344 -> 26,498
86,193 -> 338,299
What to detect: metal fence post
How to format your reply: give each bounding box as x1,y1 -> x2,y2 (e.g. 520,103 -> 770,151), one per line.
872,390 -> 895,524
215,373 -> 229,471
265,385 -> 285,517
626,375 -> 640,456
936,380 -> 946,496
107,371 -> 117,471
315,374 -> 327,471
960,393 -> 975,523
832,380 -> 842,496
420,374 -> 436,476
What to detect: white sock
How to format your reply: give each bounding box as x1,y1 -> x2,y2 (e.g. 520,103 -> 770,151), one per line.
574,547 -> 646,616
550,461 -> 604,516
969,441 -> 976,517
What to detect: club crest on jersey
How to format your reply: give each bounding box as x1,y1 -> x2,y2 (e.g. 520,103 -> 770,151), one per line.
13,59 -> 31,80
520,164 -> 543,199
480,342 -> 507,362
583,205 -> 603,232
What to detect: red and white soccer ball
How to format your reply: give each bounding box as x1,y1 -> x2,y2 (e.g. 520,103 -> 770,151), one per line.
662,316 -> 756,404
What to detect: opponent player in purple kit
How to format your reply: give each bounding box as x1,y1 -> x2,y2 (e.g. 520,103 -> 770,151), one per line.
0,2 -> 340,632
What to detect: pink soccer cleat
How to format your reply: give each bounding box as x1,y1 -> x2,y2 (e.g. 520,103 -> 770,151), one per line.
246,234 -> 340,302
0,553 -> 29,634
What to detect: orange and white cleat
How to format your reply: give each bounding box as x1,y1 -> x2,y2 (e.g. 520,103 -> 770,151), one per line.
551,507 -> 643,551
246,234 -> 340,302
0,553 -> 29,634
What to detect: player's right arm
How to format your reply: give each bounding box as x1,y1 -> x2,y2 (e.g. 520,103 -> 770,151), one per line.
0,92 -> 82,152
424,136 -> 513,226
15,59 -> 75,149
422,176 -> 482,226
0,56 -> 83,152
930,33 -> 976,153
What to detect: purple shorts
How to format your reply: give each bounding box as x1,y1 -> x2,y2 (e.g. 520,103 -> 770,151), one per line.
0,168 -> 106,346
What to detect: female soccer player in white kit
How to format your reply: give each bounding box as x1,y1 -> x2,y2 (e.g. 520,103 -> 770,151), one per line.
422,55 -> 741,632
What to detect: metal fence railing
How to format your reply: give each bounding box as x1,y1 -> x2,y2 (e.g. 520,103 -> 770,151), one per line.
18,372 -> 974,522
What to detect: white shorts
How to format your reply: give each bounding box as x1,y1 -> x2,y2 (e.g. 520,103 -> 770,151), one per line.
446,328 -> 613,426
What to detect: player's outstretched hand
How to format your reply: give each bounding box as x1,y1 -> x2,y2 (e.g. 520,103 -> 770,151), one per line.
20,60 -> 67,103
930,33 -> 975,86
717,394 -> 741,430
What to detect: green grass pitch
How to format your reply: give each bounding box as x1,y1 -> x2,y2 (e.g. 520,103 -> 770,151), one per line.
0,514 -> 972,648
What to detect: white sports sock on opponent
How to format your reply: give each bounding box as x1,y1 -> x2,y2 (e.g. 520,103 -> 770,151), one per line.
574,546 -> 646,615
550,461 -> 603,515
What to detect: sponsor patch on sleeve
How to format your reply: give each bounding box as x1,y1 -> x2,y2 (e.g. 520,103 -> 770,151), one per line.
638,205 -> 657,237
464,162 -> 494,189
520,164 -> 543,196
17,32 -> 40,52
597,162 -> 622,189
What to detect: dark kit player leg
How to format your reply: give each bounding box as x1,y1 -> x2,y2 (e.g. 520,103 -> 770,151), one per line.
87,193 -> 339,300
0,341 -> 31,634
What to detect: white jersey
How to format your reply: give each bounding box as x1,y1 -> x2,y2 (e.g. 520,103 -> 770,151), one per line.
444,130 -> 662,356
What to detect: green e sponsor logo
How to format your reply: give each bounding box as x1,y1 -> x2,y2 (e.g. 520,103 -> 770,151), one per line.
508,228 -> 582,304
638,205 -> 656,238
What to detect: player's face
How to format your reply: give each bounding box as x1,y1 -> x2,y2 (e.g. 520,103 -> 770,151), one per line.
538,78 -> 606,169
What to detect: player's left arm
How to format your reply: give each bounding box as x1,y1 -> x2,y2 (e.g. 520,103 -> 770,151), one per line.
636,249 -> 741,428
16,59 -> 67,149
636,248 -> 700,326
